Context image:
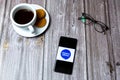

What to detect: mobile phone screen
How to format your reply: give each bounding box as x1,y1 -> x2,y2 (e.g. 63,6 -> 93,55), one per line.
54,36 -> 77,74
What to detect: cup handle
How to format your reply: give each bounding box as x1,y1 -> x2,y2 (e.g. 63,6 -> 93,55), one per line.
28,25 -> 35,33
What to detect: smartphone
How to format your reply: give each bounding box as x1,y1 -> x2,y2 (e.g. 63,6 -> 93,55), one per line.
54,36 -> 77,74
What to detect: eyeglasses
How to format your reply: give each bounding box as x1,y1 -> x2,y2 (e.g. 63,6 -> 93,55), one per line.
78,13 -> 109,34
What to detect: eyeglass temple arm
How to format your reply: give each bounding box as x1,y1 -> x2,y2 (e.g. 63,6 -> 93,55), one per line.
78,13 -> 97,22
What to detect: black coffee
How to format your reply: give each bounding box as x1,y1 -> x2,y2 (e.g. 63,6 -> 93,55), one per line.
14,9 -> 34,24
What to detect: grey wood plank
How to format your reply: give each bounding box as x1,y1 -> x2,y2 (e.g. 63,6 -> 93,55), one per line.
103,0 -> 116,80
85,0 -> 112,80
108,0 -> 120,80
104,0 -> 116,80
0,0 -> 6,37
0,0 -> 6,72
0,0 -> 46,80
43,0 -> 87,80
28,0 -> 45,6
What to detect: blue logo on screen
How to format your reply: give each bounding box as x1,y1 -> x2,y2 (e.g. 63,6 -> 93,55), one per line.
61,49 -> 71,59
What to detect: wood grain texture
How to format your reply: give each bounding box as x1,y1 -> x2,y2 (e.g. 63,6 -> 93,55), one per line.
43,0 -> 87,80
108,0 -> 120,80
85,0 -> 112,80
0,0 -> 120,80
0,0 -> 6,73
0,0 -> 45,80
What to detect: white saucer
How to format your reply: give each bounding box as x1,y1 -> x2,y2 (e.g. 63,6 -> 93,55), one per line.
12,4 -> 50,37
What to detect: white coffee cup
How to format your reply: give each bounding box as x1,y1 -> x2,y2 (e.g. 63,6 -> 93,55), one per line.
10,3 -> 36,33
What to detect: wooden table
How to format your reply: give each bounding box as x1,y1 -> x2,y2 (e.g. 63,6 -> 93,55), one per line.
0,0 -> 120,80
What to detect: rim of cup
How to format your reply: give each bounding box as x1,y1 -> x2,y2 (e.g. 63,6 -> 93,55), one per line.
10,3 -> 36,27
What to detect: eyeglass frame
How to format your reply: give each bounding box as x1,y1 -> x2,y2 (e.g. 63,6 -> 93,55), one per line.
78,13 -> 109,34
